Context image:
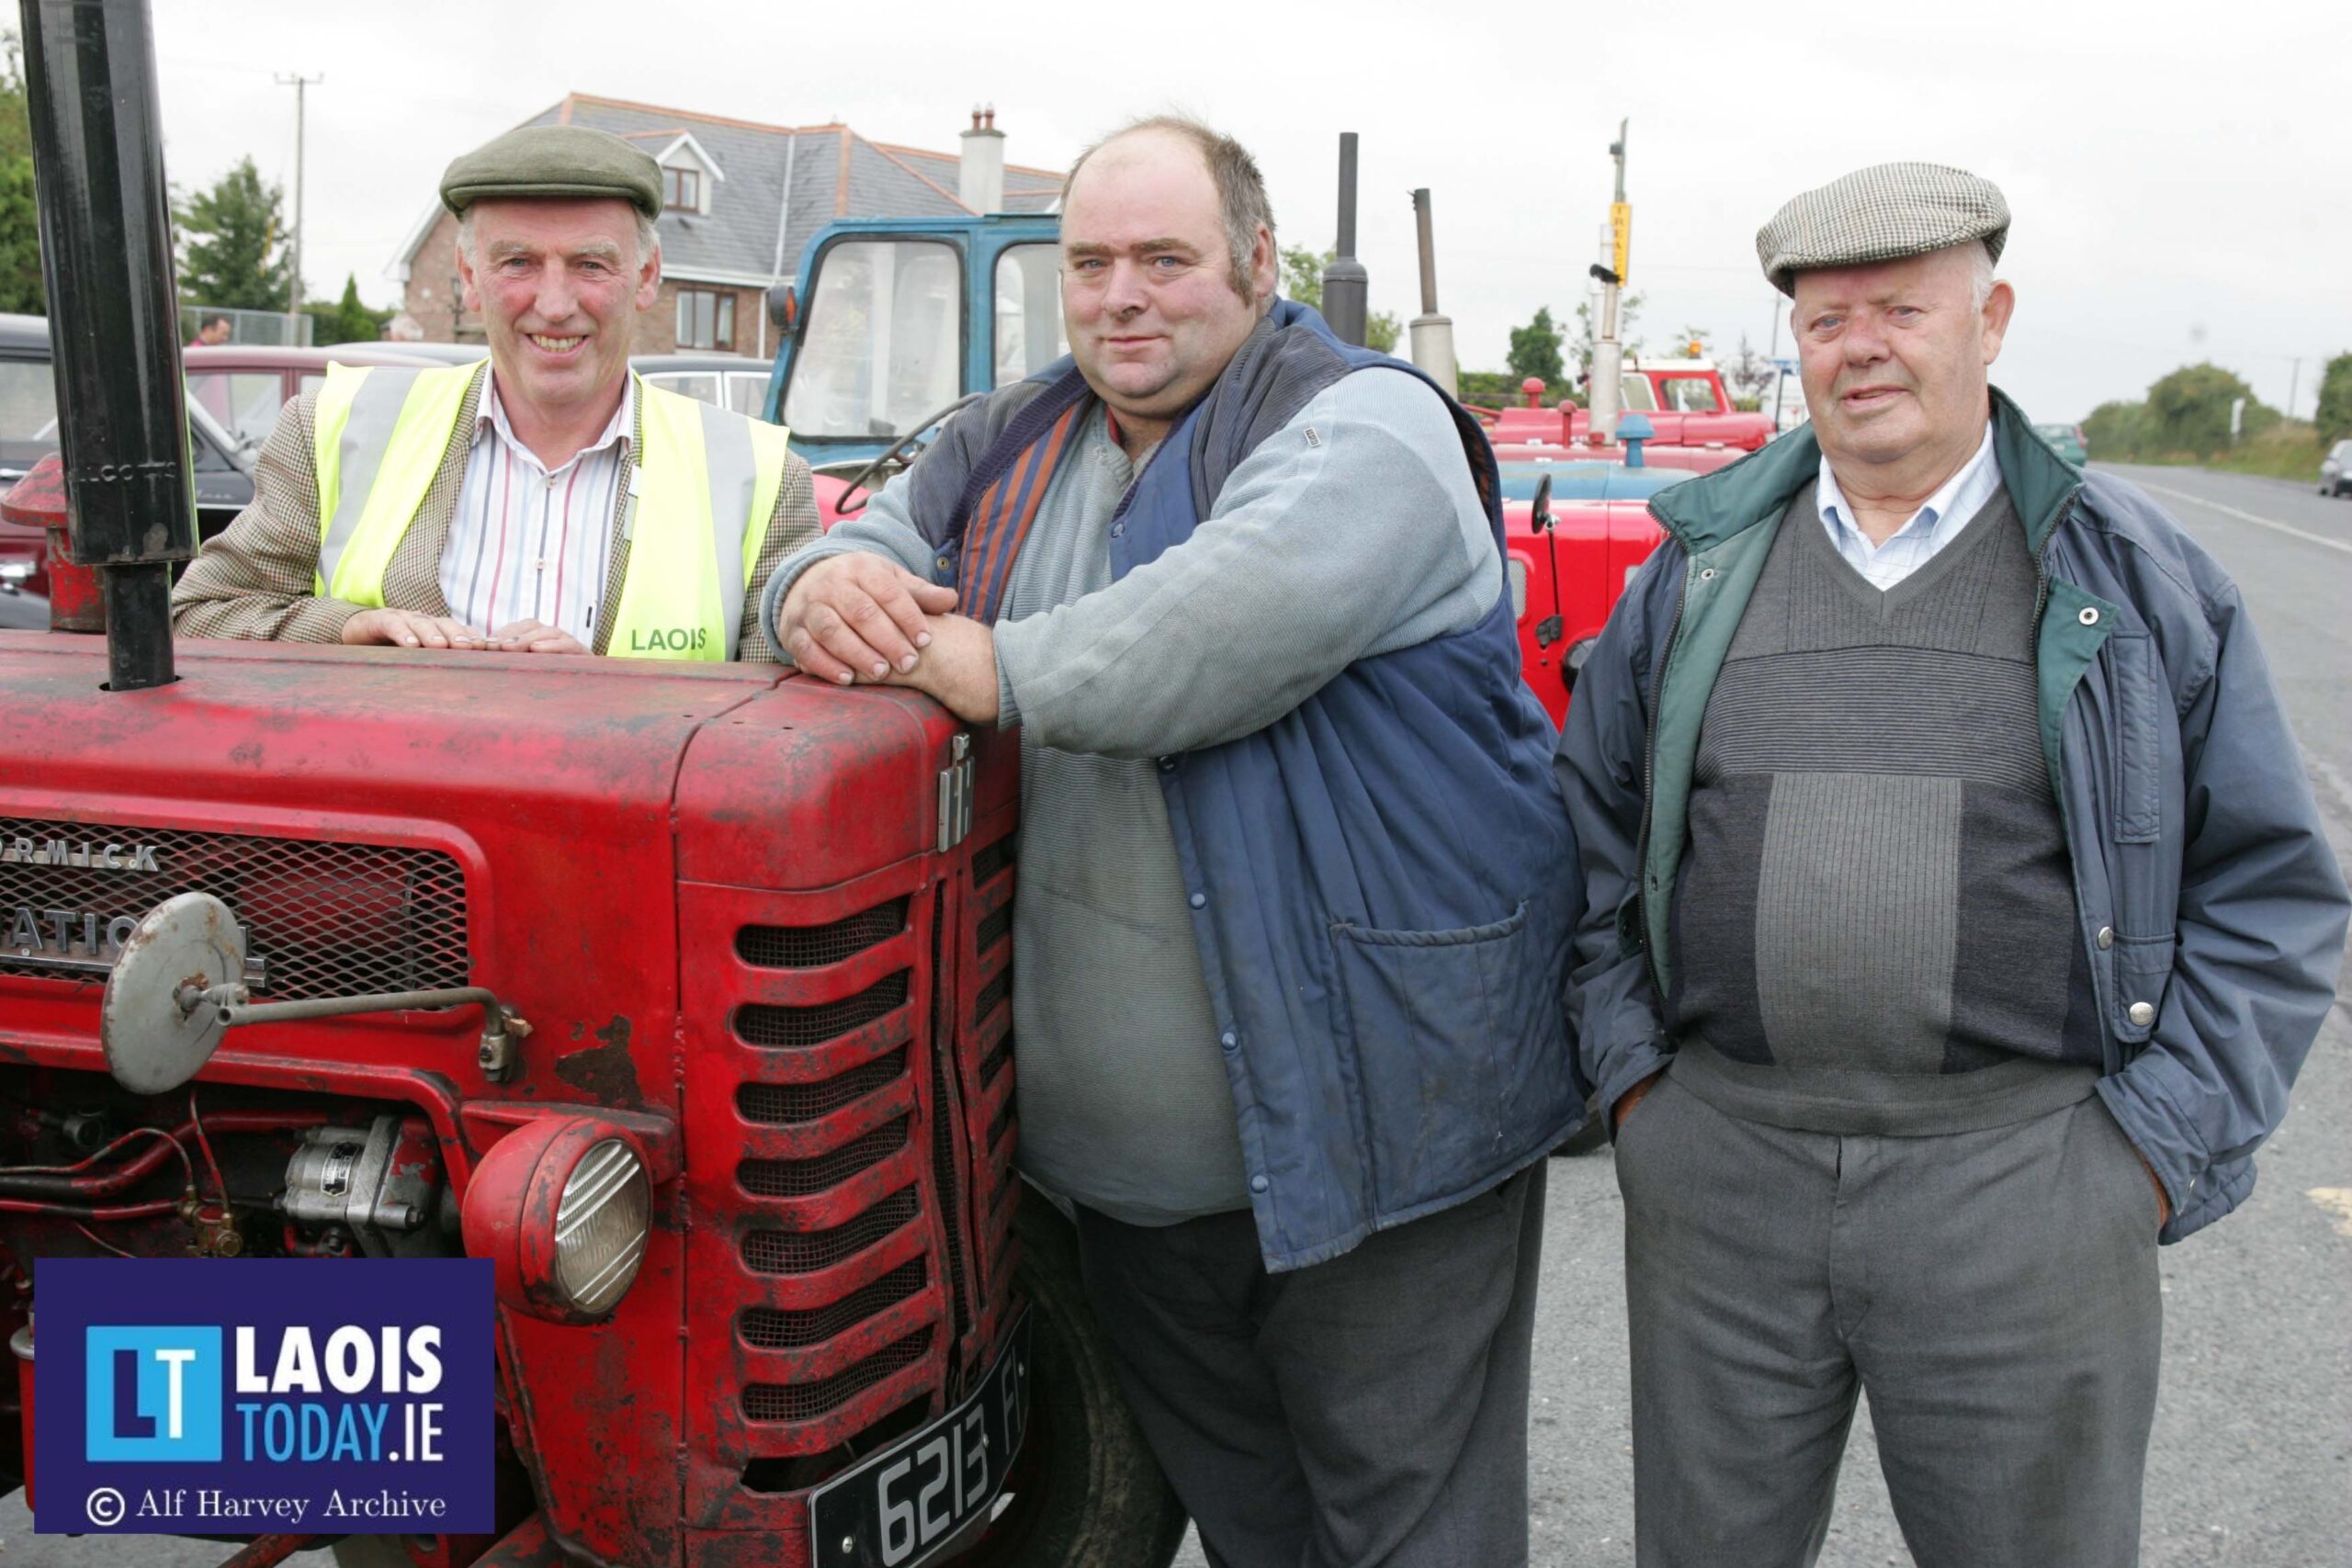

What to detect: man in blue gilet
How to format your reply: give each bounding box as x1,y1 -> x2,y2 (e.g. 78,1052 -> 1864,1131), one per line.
763,117 -> 1580,1567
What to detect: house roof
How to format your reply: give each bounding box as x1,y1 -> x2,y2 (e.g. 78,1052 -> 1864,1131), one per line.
391,94 -> 1064,288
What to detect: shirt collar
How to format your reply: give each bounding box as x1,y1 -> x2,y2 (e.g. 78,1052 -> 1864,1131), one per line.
476,370 -> 636,468
1816,420 -> 1998,544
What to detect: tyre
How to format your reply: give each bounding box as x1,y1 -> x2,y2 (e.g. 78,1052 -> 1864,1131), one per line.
950,1186 -> 1189,1567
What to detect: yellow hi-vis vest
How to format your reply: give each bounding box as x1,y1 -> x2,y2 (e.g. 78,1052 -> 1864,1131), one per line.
310,362 -> 790,660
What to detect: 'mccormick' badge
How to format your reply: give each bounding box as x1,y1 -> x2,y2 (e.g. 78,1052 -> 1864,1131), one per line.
1,836 -> 164,872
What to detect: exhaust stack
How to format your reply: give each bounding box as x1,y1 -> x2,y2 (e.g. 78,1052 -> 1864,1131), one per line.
18,0 -> 195,690
1407,187 -> 1457,397
1319,132 -> 1368,347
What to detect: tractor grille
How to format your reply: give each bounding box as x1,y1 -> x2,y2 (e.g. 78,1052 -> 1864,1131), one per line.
974,903 -> 1012,956
736,1049 -> 908,1125
742,1188 -> 921,1275
971,965 -> 1012,1031
740,1260 -> 928,1349
736,974 -> 910,1048
737,898 -> 909,970
969,832 -> 1016,888
742,1328 -> 933,1424
739,1119 -> 910,1197
0,816 -> 468,999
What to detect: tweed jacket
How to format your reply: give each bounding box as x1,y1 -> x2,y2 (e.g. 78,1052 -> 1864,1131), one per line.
170,364 -> 818,660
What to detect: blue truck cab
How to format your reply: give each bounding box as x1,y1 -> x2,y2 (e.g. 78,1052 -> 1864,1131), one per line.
762,214 -> 1065,473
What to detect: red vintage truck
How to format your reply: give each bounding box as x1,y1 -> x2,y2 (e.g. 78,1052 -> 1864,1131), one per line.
0,6 -> 1181,1567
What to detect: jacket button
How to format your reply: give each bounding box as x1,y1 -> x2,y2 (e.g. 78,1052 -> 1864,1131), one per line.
1188,892 -> 1206,909
2098,926 -> 2115,950
1158,756 -> 1177,772
2128,1000 -> 2155,1026
2078,606 -> 2100,626
935,556 -> 952,572
1220,1032 -> 1238,1051
1249,1175 -> 1269,1194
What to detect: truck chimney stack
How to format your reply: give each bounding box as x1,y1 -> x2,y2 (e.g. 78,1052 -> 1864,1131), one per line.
18,0 -> 195,691
1320,132 -> 1369,347
1408,187 -> 1458,397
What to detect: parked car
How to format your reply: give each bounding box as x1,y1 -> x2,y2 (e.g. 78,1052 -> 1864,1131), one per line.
1,313 -> 255,597
632,351 -> 771,417
185,343 -> 445,448
2035,422 -> 2088,465
381,340 -> 492,367
2321,439 -> 2350,499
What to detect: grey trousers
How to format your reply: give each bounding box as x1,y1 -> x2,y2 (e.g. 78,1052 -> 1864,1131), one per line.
1616,1072 -> 2163,1568
1075,1161 -> 1547,1568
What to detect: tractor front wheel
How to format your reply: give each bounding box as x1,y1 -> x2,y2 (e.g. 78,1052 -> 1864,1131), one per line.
949,1185 -> 1189,1568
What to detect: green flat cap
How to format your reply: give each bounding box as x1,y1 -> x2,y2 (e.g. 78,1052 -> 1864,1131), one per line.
439,125 -> 663,219
1757,161 -> 2007,296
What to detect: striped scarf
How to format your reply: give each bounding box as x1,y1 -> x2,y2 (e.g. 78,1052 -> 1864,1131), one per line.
947,368 -> 1095,625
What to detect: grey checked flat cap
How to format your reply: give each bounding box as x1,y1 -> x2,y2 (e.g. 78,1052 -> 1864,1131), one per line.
439,125 -> 663,220
1756,162 -> 2008,296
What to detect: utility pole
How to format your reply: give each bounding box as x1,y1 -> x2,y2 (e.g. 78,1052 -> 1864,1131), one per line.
1587,120 -> 1630,444
276,72 -> 322,344
2287,356 -> 2302,422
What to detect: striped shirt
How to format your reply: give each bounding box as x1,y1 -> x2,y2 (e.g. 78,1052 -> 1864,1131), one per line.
1816,421 -> 2000,590
437,375 -> 632,640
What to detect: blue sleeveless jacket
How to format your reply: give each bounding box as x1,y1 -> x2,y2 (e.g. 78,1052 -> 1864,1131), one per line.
955,303 -> 1584,1269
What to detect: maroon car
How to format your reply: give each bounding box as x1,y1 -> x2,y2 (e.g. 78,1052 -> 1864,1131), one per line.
183,343 -> 454,449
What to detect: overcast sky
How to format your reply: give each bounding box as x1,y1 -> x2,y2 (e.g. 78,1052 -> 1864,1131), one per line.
147,0 -> 2348,423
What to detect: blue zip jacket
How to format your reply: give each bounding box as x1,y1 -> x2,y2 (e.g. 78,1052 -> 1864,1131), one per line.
1557,390 -> 2347,1239
779,301 -> 1585,1270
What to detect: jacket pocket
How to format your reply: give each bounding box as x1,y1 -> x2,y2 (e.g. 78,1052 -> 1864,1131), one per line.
2105,631 -> 2162,844
1329,900 -> 1566,1214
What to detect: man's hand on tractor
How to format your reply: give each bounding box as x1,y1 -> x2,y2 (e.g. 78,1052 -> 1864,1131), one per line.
492,618 -> 590,655
780,555 -> 959,685
884,614 -> 1001,725
342,608 -> 492,650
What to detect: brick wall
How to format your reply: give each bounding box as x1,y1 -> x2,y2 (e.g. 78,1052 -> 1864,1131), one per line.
402,213 -> 766,356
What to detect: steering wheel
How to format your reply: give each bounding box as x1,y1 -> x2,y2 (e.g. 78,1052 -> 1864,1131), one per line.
831,393 -> 986,518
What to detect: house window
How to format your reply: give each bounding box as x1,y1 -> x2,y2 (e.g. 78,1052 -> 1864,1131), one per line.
676,288 -> 736,351
665,166 -> 702,213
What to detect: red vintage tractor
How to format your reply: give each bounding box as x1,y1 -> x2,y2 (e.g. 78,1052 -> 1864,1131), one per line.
0,6 -> 1182,1567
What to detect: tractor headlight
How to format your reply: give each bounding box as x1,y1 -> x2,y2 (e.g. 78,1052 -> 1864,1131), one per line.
463,1117 -> 657,1325
553,1139 -> 650,1315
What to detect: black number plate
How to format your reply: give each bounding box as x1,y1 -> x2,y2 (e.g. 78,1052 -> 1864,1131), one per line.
808,1312 -> 1032,1568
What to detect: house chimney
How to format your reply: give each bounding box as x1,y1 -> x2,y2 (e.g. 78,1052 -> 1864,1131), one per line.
959,102 -> 1005,215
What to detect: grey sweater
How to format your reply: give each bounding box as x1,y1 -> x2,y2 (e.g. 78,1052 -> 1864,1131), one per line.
766,367 -> 1499,1222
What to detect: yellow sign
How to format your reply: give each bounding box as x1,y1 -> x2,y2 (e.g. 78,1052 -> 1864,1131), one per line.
1611,202 -> 1632,283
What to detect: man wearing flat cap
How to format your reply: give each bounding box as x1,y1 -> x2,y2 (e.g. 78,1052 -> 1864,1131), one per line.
175,124 -> 816,660
1559,162 -> 2346,1565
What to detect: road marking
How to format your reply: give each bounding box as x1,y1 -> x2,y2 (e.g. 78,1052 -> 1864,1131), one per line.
2130,476 -> 2352,556
2310,1188 -> 2352,1237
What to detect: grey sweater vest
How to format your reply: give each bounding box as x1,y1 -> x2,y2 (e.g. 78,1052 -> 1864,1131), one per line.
1666,488 -> 2104,1135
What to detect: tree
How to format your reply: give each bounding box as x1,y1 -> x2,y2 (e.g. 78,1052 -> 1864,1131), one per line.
0,31 -> 42,313
175,157 -> 290,312
1666,325 -> 1713,361
1507,307 -> 1565,386
1570,290 -> 1645,377
2314,352 -> 2352,446
1277,243 -> 1400,353
2144,363 -> 2275,457
304,274 -> 393,347
2082,399 -> 2153,461
1723,335 -> 1777,401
